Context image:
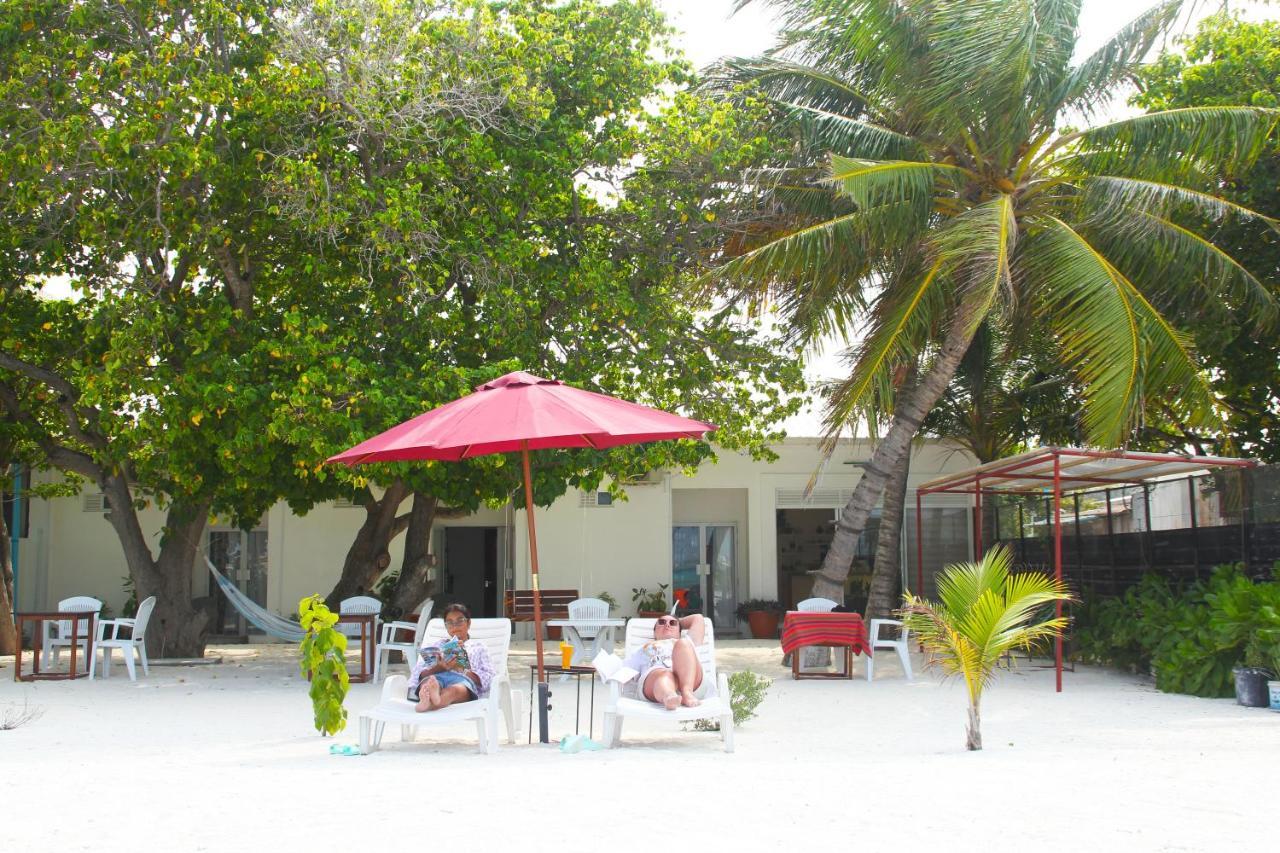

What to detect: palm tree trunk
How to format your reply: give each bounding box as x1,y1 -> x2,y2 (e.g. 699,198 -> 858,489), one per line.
810,301 -> 985,601
966,699 -> 982,751
865,443 -> 911,619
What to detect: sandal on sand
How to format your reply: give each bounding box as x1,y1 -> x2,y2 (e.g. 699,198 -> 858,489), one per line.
329,743 -> 360,756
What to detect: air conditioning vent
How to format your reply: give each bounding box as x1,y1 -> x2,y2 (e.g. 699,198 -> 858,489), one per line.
579,490 -> 614,508
620,470 -> 663,486
775,488 -> 853,509
333,496 -> 363,509
82,493 -> 110,512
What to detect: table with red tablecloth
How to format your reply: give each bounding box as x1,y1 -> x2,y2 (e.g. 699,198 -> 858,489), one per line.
780,611 -> 871,680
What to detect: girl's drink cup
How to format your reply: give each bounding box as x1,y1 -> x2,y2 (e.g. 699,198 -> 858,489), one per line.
559,641 -> 574,668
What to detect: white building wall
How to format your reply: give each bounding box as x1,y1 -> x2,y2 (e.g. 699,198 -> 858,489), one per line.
15,438 -> 977,623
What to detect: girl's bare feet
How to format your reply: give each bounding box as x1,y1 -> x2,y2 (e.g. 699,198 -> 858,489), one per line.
415,675 -> 441,712
680,690 -> 701,708
661,692 -> 682,710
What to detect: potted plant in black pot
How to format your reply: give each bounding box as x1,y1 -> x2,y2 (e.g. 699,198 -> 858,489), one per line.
735,599 -> 785,639
1233,634 -> 1273,708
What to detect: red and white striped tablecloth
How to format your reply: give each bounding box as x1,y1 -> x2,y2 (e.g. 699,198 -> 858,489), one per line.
780,612 -> 871,657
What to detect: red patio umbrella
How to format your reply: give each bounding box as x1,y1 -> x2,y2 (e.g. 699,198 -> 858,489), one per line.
327,370 -> 715,739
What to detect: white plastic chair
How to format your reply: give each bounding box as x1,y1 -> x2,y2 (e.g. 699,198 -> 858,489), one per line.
41,596 -> 103,669
338,595 -> 381,670
795,597 -> 839,671
601,618 -> 734,752
91,596 -> 156,681
564,597 -> 613,664
358,617 -> 520,755
373,598 -> 434,682
865,618 -> 913,682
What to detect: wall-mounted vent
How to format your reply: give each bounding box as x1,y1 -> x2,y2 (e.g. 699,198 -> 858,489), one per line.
579,490 -> 614,508
619,470 -> 663,486
83,493 -> 110,512
333,496 -> 363,509
775,488 -> 854,509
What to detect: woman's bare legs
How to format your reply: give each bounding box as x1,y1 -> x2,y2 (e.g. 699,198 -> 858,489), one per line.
671,637 -> 703,707
415,676 -> 473,712
642,670 -> 682,710
642,638 -> 704,710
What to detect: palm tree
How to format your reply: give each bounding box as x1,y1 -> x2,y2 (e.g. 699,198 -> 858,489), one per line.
900,545 -> 1073,750
706,0 -> 1278,602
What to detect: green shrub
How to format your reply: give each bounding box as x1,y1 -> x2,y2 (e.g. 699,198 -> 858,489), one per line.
298,595 -> 350,736
1074,563 -> 1280,697
692,670 -> 771,731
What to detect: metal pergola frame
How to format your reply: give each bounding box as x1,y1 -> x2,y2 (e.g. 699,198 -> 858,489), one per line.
914,447 -> 1259,692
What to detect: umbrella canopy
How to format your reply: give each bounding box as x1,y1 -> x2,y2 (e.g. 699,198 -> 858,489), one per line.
326,370 -> 715,741
327,371 -> 714,465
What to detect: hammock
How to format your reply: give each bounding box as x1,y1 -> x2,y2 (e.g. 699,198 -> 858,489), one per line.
204,556 -> 306,642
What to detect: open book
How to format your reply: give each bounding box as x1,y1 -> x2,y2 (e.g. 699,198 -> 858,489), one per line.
591,650 -> 638,684
420,636 -> 470,670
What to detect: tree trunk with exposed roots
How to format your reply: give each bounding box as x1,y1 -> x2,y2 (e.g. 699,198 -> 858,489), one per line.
864,443 -> 912,619
99,474 -> 213,658
324,480 -> 410,609
966,701 -> 983,751
810,303 -> 984,602
0,506 -> 16,656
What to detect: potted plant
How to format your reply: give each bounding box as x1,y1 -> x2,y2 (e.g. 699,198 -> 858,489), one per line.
735,599 -> 785,639
597,591 -> 619,614
1233,635 -> 1273,708
631,584 -> 670,618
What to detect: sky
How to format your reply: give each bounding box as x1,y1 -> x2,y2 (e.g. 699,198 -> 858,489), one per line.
653,0 -> 1273,437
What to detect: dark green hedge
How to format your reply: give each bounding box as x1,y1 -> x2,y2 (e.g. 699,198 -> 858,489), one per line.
1073,564 -> 1280,697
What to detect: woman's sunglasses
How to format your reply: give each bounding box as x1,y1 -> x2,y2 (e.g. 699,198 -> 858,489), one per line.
655,618 -> 679,627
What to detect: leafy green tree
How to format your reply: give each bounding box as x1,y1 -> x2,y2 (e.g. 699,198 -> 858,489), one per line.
706,0 -> 1278,603
1134,11 -> 1280,461
260,0 -> 803,609
0,0 -> 300,655
900,545 -> 1073,750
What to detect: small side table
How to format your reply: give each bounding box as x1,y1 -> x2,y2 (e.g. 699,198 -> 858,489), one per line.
14,612 -> 96,682
528,663 -> 597,743
336,614 -> 376,683
780,611 -> 870,681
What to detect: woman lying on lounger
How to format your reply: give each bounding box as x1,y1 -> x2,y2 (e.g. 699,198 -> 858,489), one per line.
408,603 -> 495,712
625,613 -> 705,710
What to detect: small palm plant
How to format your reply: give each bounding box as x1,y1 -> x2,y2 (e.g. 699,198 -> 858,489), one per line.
900,546 -> 1073,751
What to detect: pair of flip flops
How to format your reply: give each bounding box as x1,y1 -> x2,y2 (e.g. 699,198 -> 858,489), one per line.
329,743 -> 360,756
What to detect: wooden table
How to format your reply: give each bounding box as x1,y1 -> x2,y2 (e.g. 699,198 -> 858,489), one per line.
780,611 -> 870,680
336,613 -> 376,683
13,611 -> 96,682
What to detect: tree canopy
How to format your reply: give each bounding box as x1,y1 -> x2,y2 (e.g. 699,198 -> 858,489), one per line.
0,0 -> 803,648
704,0 -> 1279,603
1134,11 -> 1280,462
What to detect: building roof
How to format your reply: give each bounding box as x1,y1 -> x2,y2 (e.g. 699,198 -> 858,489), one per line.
916,447 -> 1257,495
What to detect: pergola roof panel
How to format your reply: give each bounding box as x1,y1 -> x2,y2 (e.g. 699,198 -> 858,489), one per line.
917,447 -> 1256,495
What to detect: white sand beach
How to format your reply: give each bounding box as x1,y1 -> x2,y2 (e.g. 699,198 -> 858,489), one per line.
2,642 -> 1276,853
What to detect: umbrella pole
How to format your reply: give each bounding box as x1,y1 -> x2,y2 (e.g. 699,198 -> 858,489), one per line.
522,445 -> 550,742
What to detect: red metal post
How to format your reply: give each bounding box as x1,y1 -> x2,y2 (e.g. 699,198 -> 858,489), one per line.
915,491 -> 924,595
1053,452 -> 1063,693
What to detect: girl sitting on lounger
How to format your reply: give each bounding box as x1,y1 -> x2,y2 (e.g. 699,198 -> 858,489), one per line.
624,613 -> 705,710
408,603 -> 496,712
